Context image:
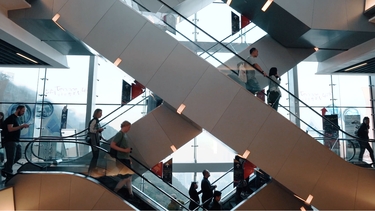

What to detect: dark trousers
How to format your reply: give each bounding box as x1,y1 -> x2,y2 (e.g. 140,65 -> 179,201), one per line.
359,141 -> 375,163
202,196 -> 212,210
4,141 -> 22,174
88,134 -> 100,174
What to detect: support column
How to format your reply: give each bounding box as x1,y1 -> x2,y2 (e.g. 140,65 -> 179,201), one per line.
287,66 -> 300,127
85,55 -> 99,127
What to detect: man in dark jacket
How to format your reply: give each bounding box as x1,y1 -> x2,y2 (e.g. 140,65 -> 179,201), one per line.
201,169 -> 217,209
209,190 -> 222,210
357,116 -> 375,165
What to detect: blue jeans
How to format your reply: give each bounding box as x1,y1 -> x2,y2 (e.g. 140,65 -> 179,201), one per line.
4,141 -> 22,174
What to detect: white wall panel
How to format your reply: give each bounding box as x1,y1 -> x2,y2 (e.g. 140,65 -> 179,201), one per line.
147,43 -> 210,108
346,0 -> 375,31
275,134 -> 332,198
70,176 -> 106,210
182,66 -> 241,131
151,105 -> 202,149
39,174 -> 71,210
11,174 -> 42,210
237,181 -> 308,210
312,155 -> 358,210
58,0 -> 116,40
211,88 -> 271,154
247,110 -> 302,177
311,0 -> 348,30
275,0 -> 314,27
128,111 -> 175,167
52,0 -> 68,14
356,168 -> 375,209
118,22 -> 178,86
128,104 -> 202,167
0,187 -> 14,211
84,1 -> 147,62
10,173 -> 133,210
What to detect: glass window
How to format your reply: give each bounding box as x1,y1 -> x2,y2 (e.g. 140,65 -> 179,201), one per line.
44,56 -> 89,104
172,130 -> 236,163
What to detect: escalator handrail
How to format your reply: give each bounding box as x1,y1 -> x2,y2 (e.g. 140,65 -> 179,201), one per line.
130,0 -> 366,143
22,138 -> 189,210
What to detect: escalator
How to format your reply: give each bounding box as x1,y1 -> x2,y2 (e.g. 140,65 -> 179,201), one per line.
6,0 -> 375,210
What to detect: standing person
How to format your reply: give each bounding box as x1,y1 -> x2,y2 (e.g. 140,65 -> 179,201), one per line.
209,190 -> 222,210
201,169 -> 217,209
357,117 -> 375,165
188,181 -> 200,210
111,121 -> 134,198
87,109 -> 104,175
1,105 -> 30,177
244,47 -> 268,95
267,67 -> 282,111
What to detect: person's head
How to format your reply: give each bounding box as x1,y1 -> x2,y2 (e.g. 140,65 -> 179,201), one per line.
120,121 -> 131,133
363,117 -> 370,124
202,169 -> 210,178
93,109 -> 102,119
213,190 -> 221,202
15,105 -> 26,117
269,67 -> 278,76
190,181 -> 198,190
249,47 -> 258,57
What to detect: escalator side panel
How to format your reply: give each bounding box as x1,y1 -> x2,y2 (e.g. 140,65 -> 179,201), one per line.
236,181 -> 307,210
8,173 -> 135,210
128,104 -> 202,168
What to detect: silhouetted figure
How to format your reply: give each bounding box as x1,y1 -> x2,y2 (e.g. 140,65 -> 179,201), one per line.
201,169 -> 217,209
357,117 -> 375,165
189,181 -> 200,210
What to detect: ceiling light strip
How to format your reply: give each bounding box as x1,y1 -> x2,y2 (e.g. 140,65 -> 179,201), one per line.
344,63 -> 367,72
261,0 -> 273,12
16,53 -> 38,64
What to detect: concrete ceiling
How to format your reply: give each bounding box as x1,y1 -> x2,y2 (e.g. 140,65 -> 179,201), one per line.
0,0 -> 30,11
224,0 -> 375,75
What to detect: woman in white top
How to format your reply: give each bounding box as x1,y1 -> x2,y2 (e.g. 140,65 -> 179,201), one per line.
267,67 -> 281,111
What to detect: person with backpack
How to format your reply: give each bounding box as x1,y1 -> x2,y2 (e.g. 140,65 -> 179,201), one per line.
111,120 -> 134,198
1,105 -> 30,178
267,67 -> 282,111
87,109 -> 104,175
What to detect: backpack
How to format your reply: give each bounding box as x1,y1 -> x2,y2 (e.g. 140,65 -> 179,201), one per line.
85,118 -> 97,143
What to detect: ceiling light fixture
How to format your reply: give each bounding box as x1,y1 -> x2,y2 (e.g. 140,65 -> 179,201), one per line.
177,104 -> 186,114
261,0 -> 273,12
52,14 -> 60,22
114,58 -> 122,66
16,53 -> 38,64
170,145 -> 177,152
314,47 -> 319,51
226,0 -> 233,6
344,63 -> 367,71
243,150 -> 250,158
305,194 -> 313,204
